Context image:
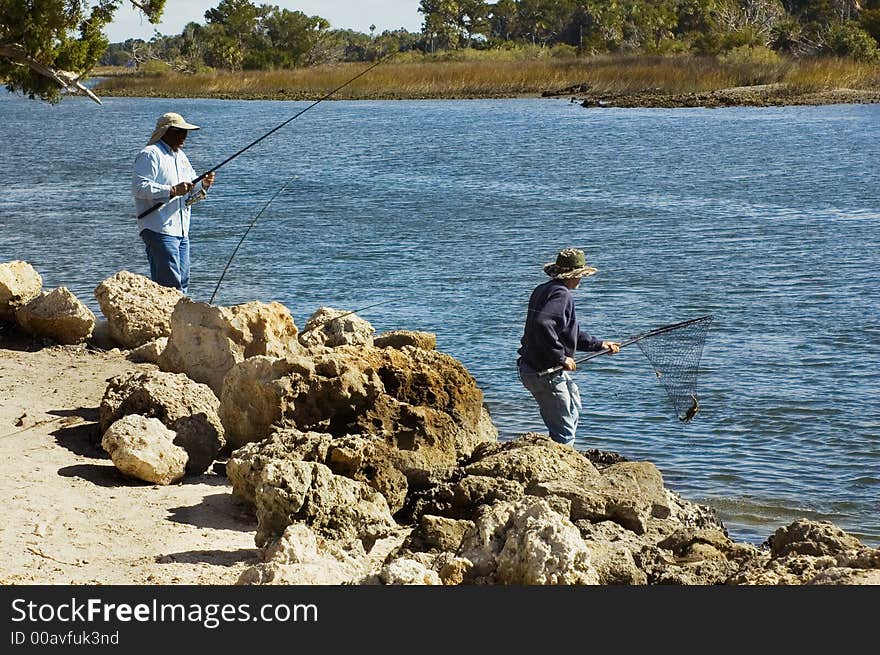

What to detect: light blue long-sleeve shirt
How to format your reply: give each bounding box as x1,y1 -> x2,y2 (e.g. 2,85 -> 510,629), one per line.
132,140 -> 207,237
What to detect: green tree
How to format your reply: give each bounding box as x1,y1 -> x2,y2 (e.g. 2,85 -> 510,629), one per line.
575,1 -> 631,51
0,0 -> 166,103
823,19 -> 880,59
258,8 -> 328,67
514,0 -> 578,46
708,0 -> 787,50
860,8 -> 880,45
623,0 -> 679,51
419,0 -> 463,50
203,0 -> 265,69
488,0 -> 519,43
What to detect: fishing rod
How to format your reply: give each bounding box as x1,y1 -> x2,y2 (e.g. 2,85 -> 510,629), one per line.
138,54 -> 390,221
300,297 -> 408,333
208,177 -> 296,304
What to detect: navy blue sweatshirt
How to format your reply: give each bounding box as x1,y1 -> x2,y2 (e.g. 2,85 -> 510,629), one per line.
518,279 -> 604,371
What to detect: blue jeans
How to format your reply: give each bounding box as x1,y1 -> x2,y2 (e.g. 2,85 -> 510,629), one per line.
517,359 -> 581,446
140,229 -> 190,295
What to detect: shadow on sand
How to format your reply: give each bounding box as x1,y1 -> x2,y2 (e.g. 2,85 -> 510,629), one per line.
167,491 -> 257,533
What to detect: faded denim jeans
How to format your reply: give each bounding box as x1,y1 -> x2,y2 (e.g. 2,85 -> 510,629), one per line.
140,229 -> 190,295
517,359 -> 581,446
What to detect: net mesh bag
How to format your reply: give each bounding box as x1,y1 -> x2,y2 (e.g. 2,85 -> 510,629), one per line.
633,315 -> 713,422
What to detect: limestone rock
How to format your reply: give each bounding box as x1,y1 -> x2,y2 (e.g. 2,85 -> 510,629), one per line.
374,330 -> 437,350
808,568 -> 880,585
405,515 -> 475,553
228,427 -> 408,514
128,337 -> 168,365
298,306 -> 374,349
465,433 -> 600,486
459,498 -> 599,585
101,414 -> 187,485
237,523 -> 409,586
94,271 -> 183,349
766,519 -> 866,558
327,435 -> 410,514
90,319 -> 119,350
0,260 -> 42,320
159,298 -> 301,396
253,459 -> 397,549
100,370 -> 224,474
219,344 -> 498,485
458,435 -> 670,535
227,429 -> 333,503
219,355 -> 311,450
379,558 -> 442,585
15,287 -> 95,344
531,461 -> 669,534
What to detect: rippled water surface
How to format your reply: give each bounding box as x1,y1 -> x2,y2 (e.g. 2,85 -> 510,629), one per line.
1,92 -> 878,547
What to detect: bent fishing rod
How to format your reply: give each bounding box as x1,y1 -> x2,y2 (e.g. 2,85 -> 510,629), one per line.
536,315 -> 713,377
209,177 -> 296,304
138,55 -> 390,221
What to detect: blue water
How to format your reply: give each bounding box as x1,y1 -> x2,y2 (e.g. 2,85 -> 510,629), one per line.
1,92 -> 878,548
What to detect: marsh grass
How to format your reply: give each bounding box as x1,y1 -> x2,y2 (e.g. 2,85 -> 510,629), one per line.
784,57 -> 880,92
93,53 -> 880,100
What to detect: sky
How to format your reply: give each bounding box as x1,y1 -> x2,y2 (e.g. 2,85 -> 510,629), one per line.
105,1 -> 424,42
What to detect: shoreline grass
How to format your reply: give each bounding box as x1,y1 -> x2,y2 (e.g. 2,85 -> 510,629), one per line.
92,54 -> 880,102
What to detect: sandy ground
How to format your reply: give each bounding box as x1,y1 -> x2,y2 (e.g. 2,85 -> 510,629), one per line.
0,332 -> 261,585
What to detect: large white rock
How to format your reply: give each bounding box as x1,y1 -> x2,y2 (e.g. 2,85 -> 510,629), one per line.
236,523 -> 409,586
0,260 -> 42,320
298,307 -> 374,349
159,298 -> 301,396
460,498 -> 600,585
94,270 -> 183,348
101,414 -> 188,485
254,459 -> 397,549
379,558 -> 443,585
100,370 -> 225,475
15,287 -> 95,344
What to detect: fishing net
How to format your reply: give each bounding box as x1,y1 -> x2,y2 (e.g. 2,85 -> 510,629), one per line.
631,315 -> 714,422
538,314 -> 714,422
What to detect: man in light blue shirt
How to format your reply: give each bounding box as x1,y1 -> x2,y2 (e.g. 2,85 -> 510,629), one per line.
132,112 -> 216,295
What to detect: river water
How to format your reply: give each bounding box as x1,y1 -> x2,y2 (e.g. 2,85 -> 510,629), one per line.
1,91 -> 878,547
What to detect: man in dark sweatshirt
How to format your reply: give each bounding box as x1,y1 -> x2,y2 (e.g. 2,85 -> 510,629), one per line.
517,248 -> 620,446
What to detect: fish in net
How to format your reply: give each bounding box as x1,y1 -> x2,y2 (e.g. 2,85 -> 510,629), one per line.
632,315 -> 713,422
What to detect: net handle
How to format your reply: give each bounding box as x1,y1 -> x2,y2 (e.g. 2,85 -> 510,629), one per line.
537,314 -> 713,376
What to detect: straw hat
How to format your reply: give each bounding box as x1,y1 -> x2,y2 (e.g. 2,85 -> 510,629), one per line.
543,248 -> 598,279
147,112 -> 200,145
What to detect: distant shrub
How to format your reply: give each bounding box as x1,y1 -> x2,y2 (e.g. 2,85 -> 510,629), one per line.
548,44 -> 578,59
137,60 -> 172,77
824,22 -> 880,62
720,46 -> 782,67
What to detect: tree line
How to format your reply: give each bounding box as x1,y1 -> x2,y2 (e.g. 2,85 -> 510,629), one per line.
103,0 -> 880,73
420,0 -> 880,59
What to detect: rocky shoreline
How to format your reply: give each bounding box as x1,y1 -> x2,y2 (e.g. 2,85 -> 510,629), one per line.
560,85 -> 880,109
2,259 -> 878,585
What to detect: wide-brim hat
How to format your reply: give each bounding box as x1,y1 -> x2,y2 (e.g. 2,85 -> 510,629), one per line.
543,248 -> 598,279
148,112 -> 200,145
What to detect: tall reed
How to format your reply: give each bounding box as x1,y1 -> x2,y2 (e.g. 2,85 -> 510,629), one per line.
93,54 -> 880,100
